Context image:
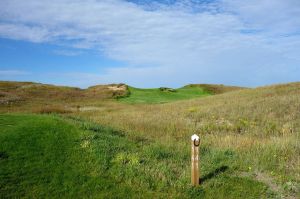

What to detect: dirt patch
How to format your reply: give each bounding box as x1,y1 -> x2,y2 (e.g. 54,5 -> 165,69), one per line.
78,106 -> 105,111
107,85 -> 127,91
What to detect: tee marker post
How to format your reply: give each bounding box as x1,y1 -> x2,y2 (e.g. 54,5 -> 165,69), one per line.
191,134 -> 200,186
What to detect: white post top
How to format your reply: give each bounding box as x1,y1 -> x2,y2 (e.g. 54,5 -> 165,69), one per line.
191,134 -> 199,141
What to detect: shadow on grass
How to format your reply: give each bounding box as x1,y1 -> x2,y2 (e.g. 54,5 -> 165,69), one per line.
0,151 -> 9,160
200,166 -> 229,184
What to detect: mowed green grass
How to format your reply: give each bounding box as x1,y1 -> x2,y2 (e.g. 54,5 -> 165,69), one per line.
0,114 -> 273,198
0,114 -> 139,198
118,86 -> 211,104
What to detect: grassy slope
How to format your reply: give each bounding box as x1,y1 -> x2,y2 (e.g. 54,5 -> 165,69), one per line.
0,114 -> 155,198
118,86 -> 211,104
0,114 -> 271,198
185,84 -> 245,94
0,81 -> 242,107
0,81 -> 128,105
0,81 -> 130,113
77,82 -> 300,198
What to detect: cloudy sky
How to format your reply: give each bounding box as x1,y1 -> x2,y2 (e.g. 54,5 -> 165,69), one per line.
0,0 -> 299,88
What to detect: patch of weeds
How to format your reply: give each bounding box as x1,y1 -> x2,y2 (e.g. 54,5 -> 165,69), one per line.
186,186 -> 206,198
35,105 -> 72,114
265,122 -> 279,135
283,181 -> 299,194
112,152 -> 141,166
144,144 -> 173,160
187,107 -> 198,113
76,121 -> 125,137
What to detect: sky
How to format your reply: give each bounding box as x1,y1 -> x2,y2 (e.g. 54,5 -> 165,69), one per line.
0,0 -> 299,88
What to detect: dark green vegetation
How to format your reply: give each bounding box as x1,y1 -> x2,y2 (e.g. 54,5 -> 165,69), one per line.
0,114 -> 271,198
118,86 -> 212,104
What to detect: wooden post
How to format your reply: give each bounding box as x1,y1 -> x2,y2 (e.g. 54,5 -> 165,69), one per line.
191,134 -> 200,186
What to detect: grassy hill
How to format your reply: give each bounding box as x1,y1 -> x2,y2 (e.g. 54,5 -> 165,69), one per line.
76,82 -> 300,198
118,86 -> 212,104
0,81 -> 243,105
0,81 -> 129,105
185,84 -> 245,94
0,81 -> 299,198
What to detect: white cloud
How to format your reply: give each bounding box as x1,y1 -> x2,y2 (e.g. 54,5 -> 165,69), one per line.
222,0 -> 300,34
0,24 -> 50,43
0,0 -> 299,87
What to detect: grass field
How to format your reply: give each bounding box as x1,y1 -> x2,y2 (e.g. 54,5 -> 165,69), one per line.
0,81 -> 299,198
0,114 -> 273,198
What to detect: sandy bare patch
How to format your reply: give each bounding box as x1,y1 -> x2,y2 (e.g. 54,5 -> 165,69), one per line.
78,106 -> 105,111
107,85 -> 127,91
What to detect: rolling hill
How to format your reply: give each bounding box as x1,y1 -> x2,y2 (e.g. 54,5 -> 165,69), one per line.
0,81 -> 129,105
0,81 -> 299,198
0,81 -> 244,106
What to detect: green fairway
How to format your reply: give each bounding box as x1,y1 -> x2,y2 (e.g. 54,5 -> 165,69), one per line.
118,86 -> 211,104
0,114 -> 273,198
0,114 -> 141,198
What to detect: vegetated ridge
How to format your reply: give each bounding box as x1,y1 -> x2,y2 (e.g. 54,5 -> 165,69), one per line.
185,84 -> 246,94
0,81 -> 129,105
0,80 -> 244,105
0,81 -> 299,198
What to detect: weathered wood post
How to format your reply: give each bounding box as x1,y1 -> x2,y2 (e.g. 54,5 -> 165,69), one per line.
191,134 -> 200,186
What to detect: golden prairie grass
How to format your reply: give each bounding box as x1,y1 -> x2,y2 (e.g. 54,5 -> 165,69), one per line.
186,83 -> 245,94
73,82 -> 300,186
34,104 -> 73,114
83,83 -> 299,138
0,81 -> 129,105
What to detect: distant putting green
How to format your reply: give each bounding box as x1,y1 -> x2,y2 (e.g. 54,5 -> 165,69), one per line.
118,86 -> 211,104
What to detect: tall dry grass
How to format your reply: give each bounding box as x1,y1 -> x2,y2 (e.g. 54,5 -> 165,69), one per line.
0,81 -> 129,105
75,82 -> 300,186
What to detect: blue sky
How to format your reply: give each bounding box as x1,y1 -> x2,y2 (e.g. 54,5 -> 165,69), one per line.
0,0 -> 299,88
